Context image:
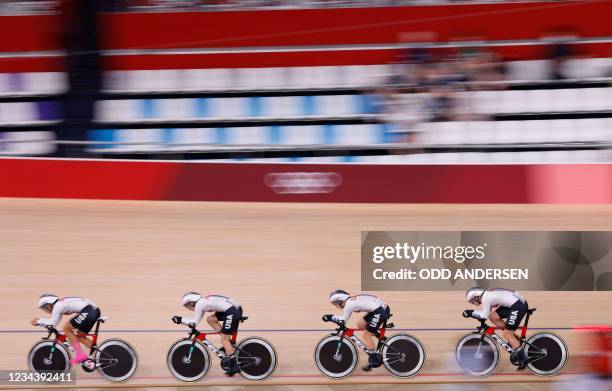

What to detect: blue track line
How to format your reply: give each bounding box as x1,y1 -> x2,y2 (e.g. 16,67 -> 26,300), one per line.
0,327 -> 574,334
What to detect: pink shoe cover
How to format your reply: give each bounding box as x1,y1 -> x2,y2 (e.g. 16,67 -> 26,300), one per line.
69,351 -> 89,364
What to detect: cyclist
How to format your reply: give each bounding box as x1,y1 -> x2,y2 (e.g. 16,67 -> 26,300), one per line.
172,292 -> 243,376
323,289 -> 391,371
31,293 -> 101,364
463,287 -> 530,369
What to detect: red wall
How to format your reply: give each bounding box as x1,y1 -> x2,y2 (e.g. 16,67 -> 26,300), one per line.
104,2 -> 612,49
1,158 -> 611,203
1,1 -> 611,71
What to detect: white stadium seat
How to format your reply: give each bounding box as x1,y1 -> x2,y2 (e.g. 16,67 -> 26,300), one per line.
316,95 -> 357,116
333,124 -> 382,145
23,72 -> 67,94
224,127 -> 269,145
157,98 -> 196,120
278,125 -> 325,145
0,102 -> 38,123
114,128 -> 163,152
0,131 -> 56,155
170,128 -> 218,150
207,97 -> 250,119
260,96 -> 302,118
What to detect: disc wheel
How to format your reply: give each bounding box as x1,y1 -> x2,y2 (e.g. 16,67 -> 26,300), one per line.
525,332 -> 568,376
236,337 -> 278,380
28,341 -> 71,375
381,333 -> 426,377
314,335 -> 358,379
94,339 -> 138,382
167,339 -> 210,382
455,333 -> 499,376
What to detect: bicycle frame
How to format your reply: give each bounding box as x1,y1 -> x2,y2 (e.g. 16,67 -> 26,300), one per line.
332,324 -> 390,358
474,310 -> 545,360
186,327 -> 238,360
42,319 -> 106,368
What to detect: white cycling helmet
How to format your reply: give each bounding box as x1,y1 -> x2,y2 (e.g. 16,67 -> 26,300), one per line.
181,292 -> 202,308
466,287 -> 486,303
37,293 -> 59,311
329,289 -> 350,308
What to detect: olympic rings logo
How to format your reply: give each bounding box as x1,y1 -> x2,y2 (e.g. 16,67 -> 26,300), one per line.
264,172 -> 342,194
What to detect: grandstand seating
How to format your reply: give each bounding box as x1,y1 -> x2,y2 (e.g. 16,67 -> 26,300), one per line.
1,58 -> 610,97
0,58 -> 611,159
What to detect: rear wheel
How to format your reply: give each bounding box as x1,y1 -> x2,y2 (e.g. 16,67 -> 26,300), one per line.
28,341 -> 71,374
314,335 -> 358,379
381,333 -> 426,377
525,332 -> 568,376
94,339 -> 138,382
167,339 -> 210,382
455,334 -> 499,376
236,337 -> 277,380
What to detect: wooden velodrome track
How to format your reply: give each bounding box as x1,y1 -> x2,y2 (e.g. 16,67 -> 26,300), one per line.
1,198 -> 611,390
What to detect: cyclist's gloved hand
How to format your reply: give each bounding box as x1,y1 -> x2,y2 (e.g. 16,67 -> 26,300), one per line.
462,310 -> 474,318
172,316 -> 182,324
322,314 -> 333,322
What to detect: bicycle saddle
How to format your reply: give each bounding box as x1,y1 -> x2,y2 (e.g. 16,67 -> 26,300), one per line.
240,316 -> 249,323
527,308 -> 536,315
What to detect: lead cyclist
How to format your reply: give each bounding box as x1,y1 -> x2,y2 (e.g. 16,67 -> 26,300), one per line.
463,287 -> 530,369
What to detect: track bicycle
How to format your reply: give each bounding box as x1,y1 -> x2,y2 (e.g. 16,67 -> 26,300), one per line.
456,308 -> 568,376
167,316 -> 277,381
314,314 -> 426,379
28,316 -> 138,382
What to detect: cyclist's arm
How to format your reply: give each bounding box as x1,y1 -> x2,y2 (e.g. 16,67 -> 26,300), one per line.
47,301 -> 67,327
183,300 -> 206,326
37,318 -> 52,327
332,300 -> 355,323
473,295 -> 492,319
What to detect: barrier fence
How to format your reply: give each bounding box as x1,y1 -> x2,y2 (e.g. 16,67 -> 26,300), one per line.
1,157 -> 610,203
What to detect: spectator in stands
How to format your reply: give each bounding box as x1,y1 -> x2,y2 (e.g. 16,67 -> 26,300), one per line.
548,41 -> 575,80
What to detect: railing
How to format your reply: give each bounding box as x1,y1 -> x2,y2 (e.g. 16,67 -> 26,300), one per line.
0,0 -> 590,15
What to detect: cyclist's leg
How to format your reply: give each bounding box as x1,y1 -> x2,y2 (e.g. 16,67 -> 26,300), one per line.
361,307 -> 388,370
208,312 -> 233,355
503,301 -> 528,349
503,329 -> 521,349
65,307 -> 98,363
63,317 -> 81,345
492,306 -> 519,347
219,307 -> 242,376
219,334 -> 235,355
207,314 -> 222,332
489,310 -> 507,329
74,307 -> 99,351
503,301 -> 529,368
76,334 -> 93,348
357,317 -> 376,351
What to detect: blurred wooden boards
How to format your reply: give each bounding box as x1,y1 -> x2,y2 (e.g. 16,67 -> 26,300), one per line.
0,198 -> 611,389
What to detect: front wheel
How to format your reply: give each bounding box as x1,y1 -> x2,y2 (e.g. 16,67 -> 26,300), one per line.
455,333 -> 499,376
236,337 -> 277,380
28,341 -> 71,374
94,339 -> 138,382
314,335 -> 359,379
167,339 -> 210,382
524,332 -> 568,376
381,333 -> 426,377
